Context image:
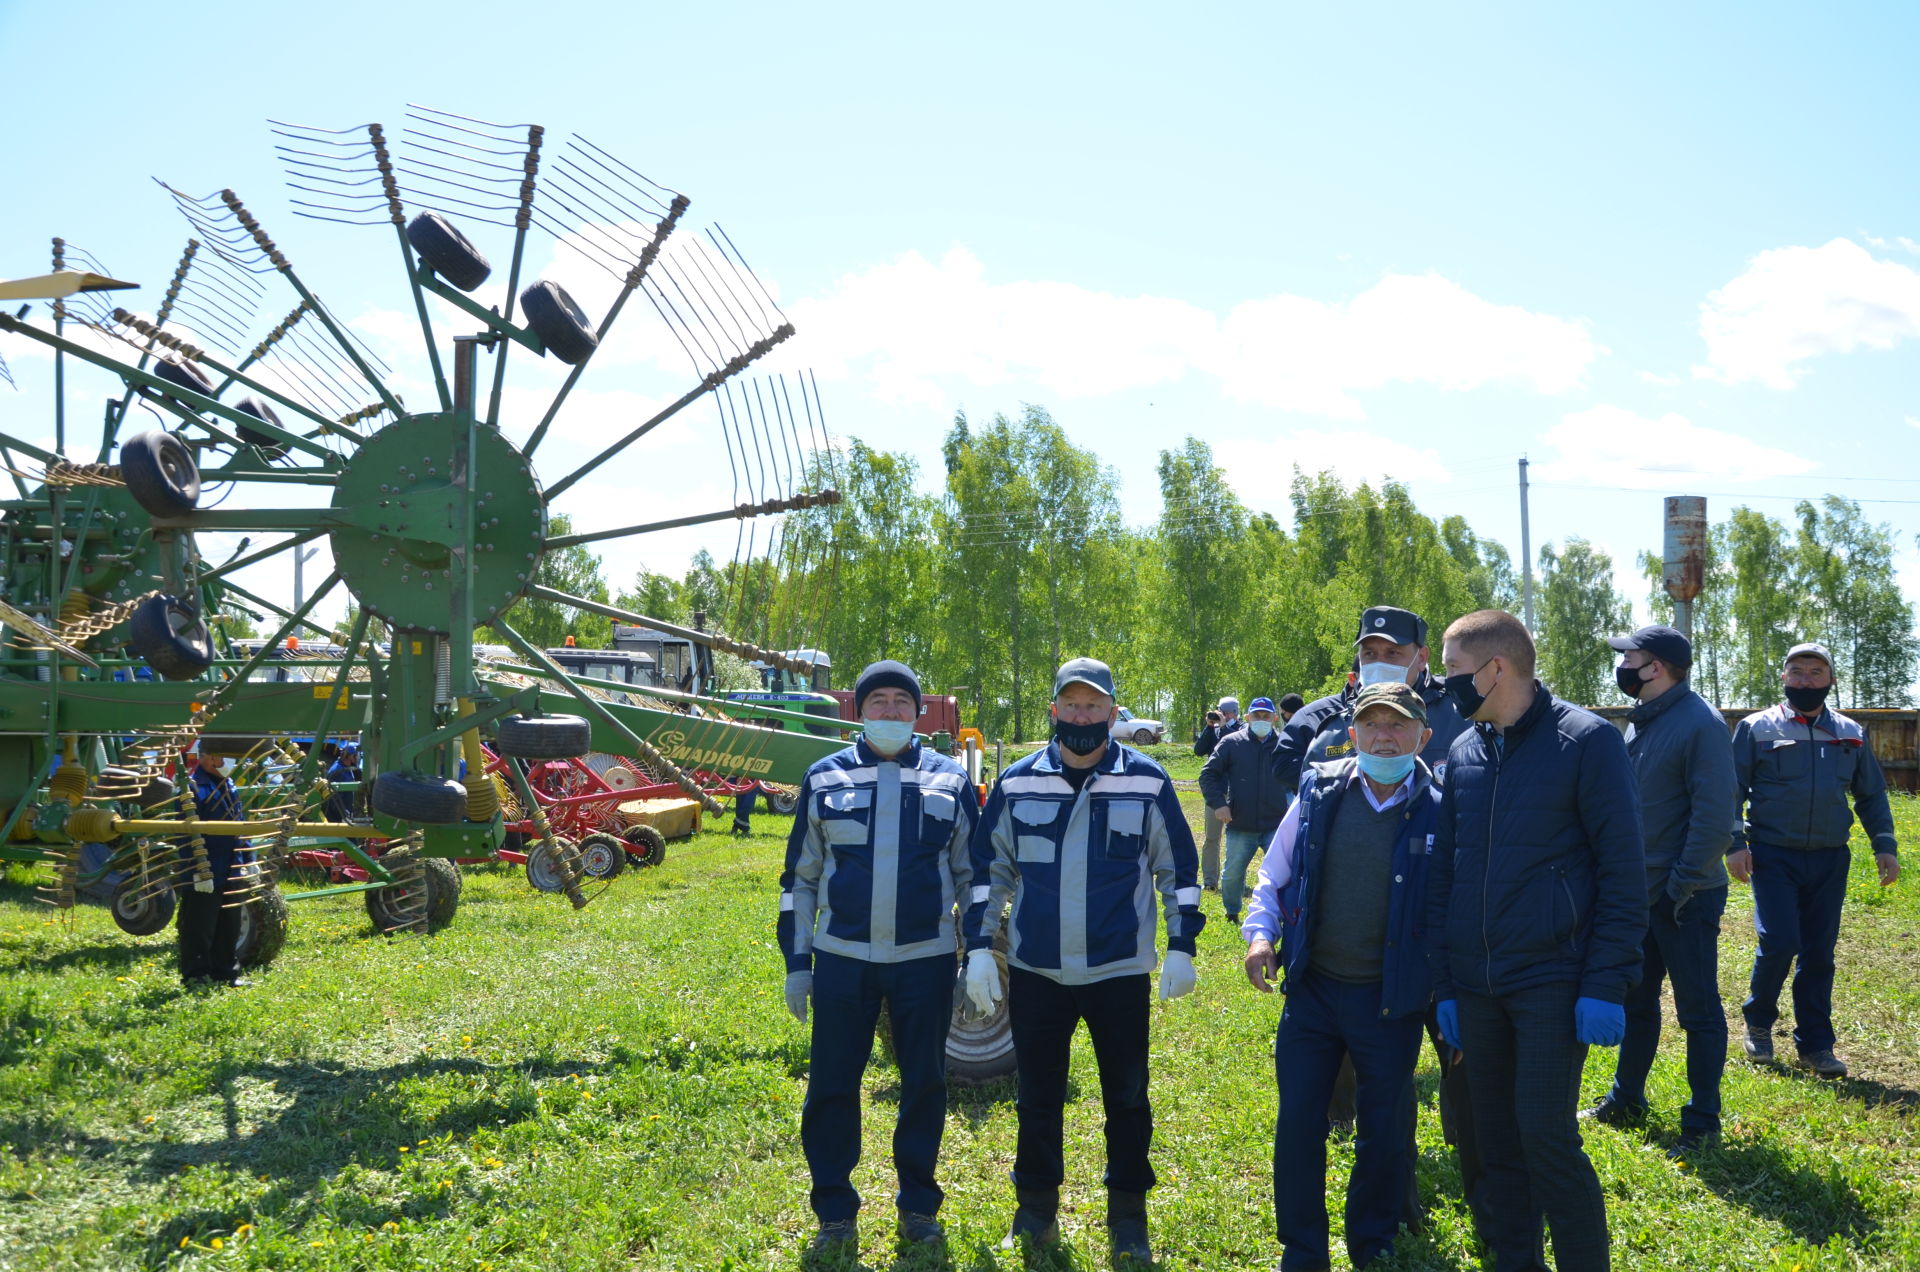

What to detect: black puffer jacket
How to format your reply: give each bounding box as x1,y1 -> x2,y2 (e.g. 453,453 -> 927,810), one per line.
1425,682 -> 1647,1004
1197,723 -> 1290,835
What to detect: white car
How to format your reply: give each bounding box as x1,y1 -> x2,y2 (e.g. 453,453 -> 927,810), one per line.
1111,708 -> 1165,746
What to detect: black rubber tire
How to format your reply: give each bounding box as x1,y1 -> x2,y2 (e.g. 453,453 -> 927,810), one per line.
370,770 -> 469,825
109,875 -> 176,936
1133,729 -> 1156,745
235,887 -> 290,968
119,430 -> 200,518
494,715 -> 592,760
232,395 -> 288,455
407,211 -> 491,291
365,855 -> 462,933
525,838 -> 578,893
138,774 -> 177,811
577,831 -> 626,880
152,358 -> 214,399
127,594 -> 213,681
945,926 -> 1017,1086
520,280 -> 598,366
621,822 -> 667,868
198,734 -> 269,760
764,785 -> 800,816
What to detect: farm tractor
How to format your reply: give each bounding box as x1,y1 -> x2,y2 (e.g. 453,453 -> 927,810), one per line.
0,107 -> 1017,1084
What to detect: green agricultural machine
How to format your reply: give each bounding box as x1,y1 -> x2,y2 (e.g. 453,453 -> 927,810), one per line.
0,107 -> 854,955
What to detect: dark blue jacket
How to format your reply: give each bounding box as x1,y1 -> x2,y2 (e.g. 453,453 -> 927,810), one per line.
182,765 -> 255,890
1197,723 -> 1291,835
1274,670 -> 1471,792
1732,703 -> 1899,856
1276,757 -> 1439,1019
1425,682 -> 1647,1004
1622,682 -> 1735,906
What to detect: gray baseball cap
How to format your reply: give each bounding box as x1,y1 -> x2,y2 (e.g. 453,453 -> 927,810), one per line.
1053,657 -> 1116,699
1783,642 -> 1834,671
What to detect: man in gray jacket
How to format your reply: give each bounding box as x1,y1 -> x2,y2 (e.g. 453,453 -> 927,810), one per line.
1732,642 -> 1900,1079
1582,626 -> 1735,1155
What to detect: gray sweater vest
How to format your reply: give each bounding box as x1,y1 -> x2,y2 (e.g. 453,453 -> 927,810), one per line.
1308,794 -> 1402,984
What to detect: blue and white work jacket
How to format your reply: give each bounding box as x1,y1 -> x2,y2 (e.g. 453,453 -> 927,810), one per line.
964,741 -> 1205,984
779,738 -> 979,971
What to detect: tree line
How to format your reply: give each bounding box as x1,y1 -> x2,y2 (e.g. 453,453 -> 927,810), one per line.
495,406 -> 1920,741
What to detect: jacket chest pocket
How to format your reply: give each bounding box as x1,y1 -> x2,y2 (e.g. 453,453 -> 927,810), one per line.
1102,799 -> 1147,860
818,787 -> 873,845
1012,798 -> 1061,863
920,788 -> 959,846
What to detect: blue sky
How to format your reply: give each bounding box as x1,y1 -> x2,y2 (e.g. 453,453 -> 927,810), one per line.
3,1 -> 1917,632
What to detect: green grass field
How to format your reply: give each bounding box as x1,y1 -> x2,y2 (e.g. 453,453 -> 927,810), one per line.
4,786 -> 1918,1271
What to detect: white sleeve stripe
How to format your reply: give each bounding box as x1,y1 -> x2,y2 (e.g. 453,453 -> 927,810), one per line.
1175,886 -> 1201,907
970,885 -> 991,904
779,894 -> 795,911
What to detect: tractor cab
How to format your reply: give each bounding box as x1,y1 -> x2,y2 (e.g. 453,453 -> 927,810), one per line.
544,638 -> 657,704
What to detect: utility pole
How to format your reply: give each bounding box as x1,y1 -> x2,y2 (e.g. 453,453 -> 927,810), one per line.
293,545 -> 320,611
1518,455 -> 1534,629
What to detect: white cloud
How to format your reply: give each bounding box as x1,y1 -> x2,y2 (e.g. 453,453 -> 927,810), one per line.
1213,428 -> 1451,511
1694,238 -> 1920,388
784,247 -> 1603,418
1637,370 -> 1681,386
1531,404 -> 1816,488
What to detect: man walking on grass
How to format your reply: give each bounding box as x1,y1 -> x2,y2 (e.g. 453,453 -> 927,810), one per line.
1732,642 -> 1900,1079
1428,610 -> 1646,1272
964,656 -> 1206,1267
1200,695 -> 1291,926
777,660 -> 979,1255
1582,625 -> 1735,1157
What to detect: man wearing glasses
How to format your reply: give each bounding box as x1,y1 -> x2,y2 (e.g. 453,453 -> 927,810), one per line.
963,657 -> 1206,1267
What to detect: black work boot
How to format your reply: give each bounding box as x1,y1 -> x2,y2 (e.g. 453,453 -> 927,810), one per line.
1108,1189 -> 1153,1266
1001,1184 -> 1060,1252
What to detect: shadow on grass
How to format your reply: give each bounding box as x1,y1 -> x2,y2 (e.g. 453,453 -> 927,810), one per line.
1674,1135 -> 1880,1248
1772,1062 -> 1920,1111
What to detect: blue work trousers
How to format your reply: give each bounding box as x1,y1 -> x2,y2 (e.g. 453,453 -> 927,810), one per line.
1610,886 -> 1728,1134
801,950 -> 955,1221
1272,971 -> 1424,1270
1459,982 -> 1609,1272
1743,843 -> 1851,1056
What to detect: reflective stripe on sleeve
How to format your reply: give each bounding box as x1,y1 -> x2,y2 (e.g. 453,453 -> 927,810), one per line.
1176,886 -> 1201,907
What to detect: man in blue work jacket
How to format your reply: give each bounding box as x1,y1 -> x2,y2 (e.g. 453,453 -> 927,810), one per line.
962,656 -> 1206,1267
1242,680 -> 1441,1271
1732,642 -> 1900,1079
1428,610 -> 1646,1272
176,746 -> 257,988
1583,625 -> 1735,1156
777,660 -> 980,1254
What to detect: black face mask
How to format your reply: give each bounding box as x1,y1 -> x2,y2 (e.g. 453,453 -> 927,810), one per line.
1615,663 -> 1651,700
1054,717 -> 1108,756
1444,659 -> 1495,720
1785,684 -> 1831,713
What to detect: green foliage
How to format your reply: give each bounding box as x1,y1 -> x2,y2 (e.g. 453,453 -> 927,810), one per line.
476,514 -> 612,651
1536,537 -> 1632,704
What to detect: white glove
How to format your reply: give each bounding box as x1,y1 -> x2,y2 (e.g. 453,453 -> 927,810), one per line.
783,970 -> 811,1024
1158,949 -> 1196,1001
964,948 -> 1003,1017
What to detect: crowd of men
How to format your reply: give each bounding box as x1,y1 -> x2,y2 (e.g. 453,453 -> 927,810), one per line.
776,606 -> 1901,1269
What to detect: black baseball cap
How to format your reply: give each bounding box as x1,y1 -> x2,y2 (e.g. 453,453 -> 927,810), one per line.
1607,624 -> 1692,669
1354,605 -> 1427,648
1053,657 -> 1116,699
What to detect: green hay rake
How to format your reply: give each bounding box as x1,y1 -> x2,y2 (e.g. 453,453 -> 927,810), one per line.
0,106 -> 851,959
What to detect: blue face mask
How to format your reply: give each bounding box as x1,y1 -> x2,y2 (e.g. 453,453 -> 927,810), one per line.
863,718 -> 916,753
1247,720 -> 1274,738
1357,660 -> 1412,686
1355,750 -> 1415,784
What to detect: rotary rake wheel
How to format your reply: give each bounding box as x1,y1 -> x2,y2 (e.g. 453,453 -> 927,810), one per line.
0,105 -> 855,952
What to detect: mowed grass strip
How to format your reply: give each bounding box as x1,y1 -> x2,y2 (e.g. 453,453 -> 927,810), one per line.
0,793 -> 1916,1270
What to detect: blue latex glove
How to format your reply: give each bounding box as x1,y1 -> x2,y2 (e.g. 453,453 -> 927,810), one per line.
1436,999 -> 1462,1051
1575,996 -> 1626,1047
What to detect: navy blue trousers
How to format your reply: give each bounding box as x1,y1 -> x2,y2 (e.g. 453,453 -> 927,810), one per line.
1460,982 -> 1609,1272
1610,886 -> 1728,1134
1743,843 -> 1851,1055
1273,971 -> 1424,1270
802,950 -> 955,1221
1008,967 -> 1155,1194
